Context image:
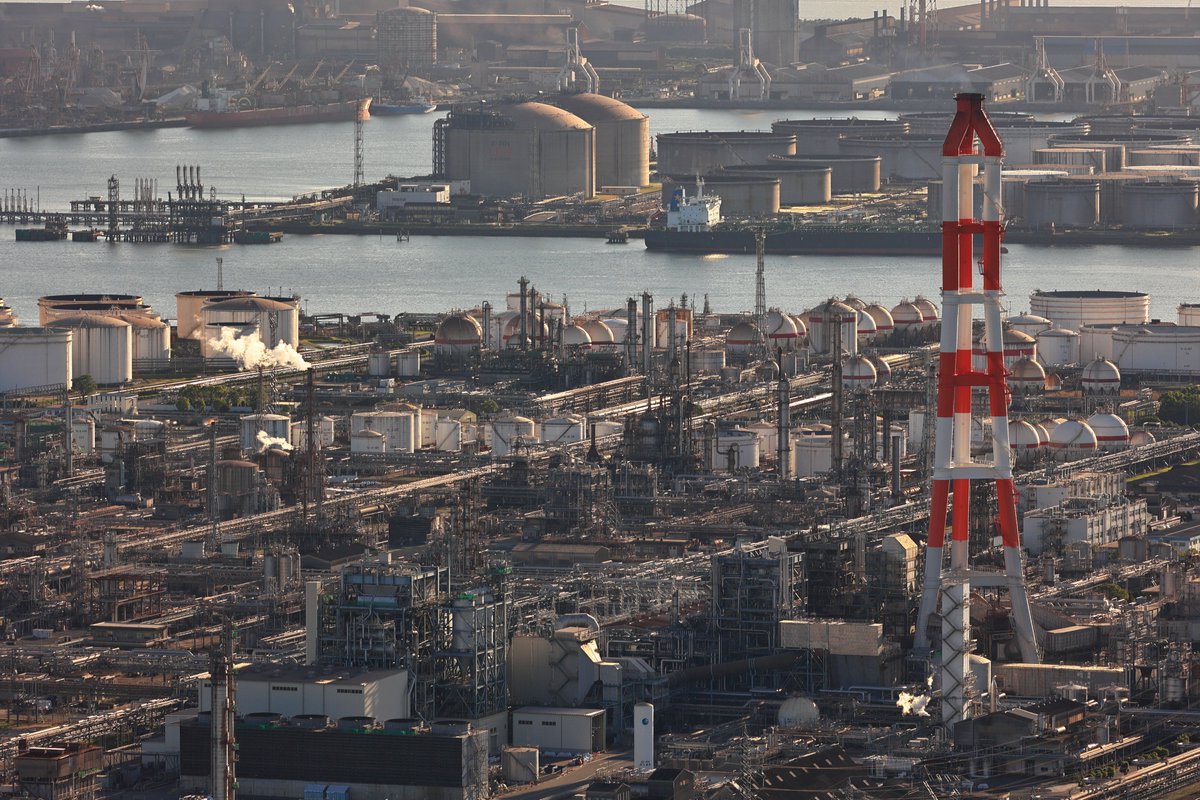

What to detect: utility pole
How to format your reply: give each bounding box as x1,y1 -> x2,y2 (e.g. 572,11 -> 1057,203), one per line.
754,227 -> 766,353
207,422 -> 219,554
210,619 -> 237,800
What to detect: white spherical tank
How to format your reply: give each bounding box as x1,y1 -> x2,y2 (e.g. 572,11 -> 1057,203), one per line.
912,296 -> 939,328
890,300 -> 923,330
1130,429 -> 1156,447
52,314 -> 132,386
175,290 -> 254,340
973,328 -> 1036,371
713,428 -> 761,471
842,295 -> 867,311
1036,327 -> 1081,367
761,309 -> 801,351
562,323 -> 593,349
856,310 -> 877,341
777,696 -> 820,727
1008,357 -> 1046,393
1029,290 -> 1150,331
1086,412 -> 1129,449
869,354 -> 892,386
491,415 -> 536,457
580,319 -> 616,348
541,414 -> 586,445
842,354 -> 878,391
809,299 -> 858,356
603,318 -> 629,344
240,413 -> 292,452
1081,357 -> 1122,394
725,320 -> 760,355
436,313 -> 483,357
864,303 -> 894,335
1009,419 -> 1041,452
0,328 -> 73,393
1049,419 -> 1098,457
1006,312 -> 1052,339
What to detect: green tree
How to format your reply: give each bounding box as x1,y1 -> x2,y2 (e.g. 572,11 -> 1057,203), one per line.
176,397 -> 192,412
1159,386 -> 1200,426
73,374 -> 98,397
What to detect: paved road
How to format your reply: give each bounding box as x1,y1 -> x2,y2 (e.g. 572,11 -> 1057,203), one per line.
498,749 -> 634,800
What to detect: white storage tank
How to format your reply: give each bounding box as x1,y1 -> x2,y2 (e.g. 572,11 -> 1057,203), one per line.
1086,412 -> 1129,449
1119,180 -> 1199,230
367,352 -> 393,377
890,300 -> 923,331
0,327 -> 73,392
541,414 -> 586,445
1024,179 -> 1100,228
973,328 -> 1036,371
856,310 -> 877,341
1079,324 -> 1118,361
602,318 -> 629,344
175,290 -> 254,340
1030,290 -> 1150,331
434,417 -> 462,452
1049,419 -> 1098,458
712,427 -> 760,471
201,296 -> 300,349
436,314 -> 483,358
809,299 -> 858,356
71,417 -> 96,454
351,411 -> 417,454
1110,324 -> 1200,374
397,351 -> 421,377
761,310 -> 800,351
53,314 -> 133,386
290,416 -> 336,449
1009,419 -> 1041,462
634,702 -> 655,772
912,296 -> 939,329
1008,357 -> 1046,393
350,428 -> 387,454
863,303 -> 894,336
690,346 -> 726,376
791,426 -> 843,478
562,323 -> 593,349
1180,304 -> 1200,326
579,319 -> 616,349
491,415 -> 536,457
1036,327 -> 1081,367
842,354 -> 878,391
1006,312 -> 1053,339
725,320 -> 760,355
240,413 -> 291,452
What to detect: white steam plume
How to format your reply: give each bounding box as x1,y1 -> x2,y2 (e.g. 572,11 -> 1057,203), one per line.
896,692 -> 931,717
255,429 -> 293,452
207,328 -> 308,370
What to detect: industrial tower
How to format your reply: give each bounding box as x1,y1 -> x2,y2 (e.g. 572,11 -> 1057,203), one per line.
914,94 -> 1039,732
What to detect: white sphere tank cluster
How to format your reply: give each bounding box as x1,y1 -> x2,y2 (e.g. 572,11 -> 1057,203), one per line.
562,323 -> 593,349
761,309 -> 803,351
725,320 -> 761,355
1048,418 -> 1098,459
579,318 -> 616,348
1086,412 -> 1130,448
890,299 -> 924,330
0,328 -> 73,393
863,303 -> 894,336
1009,419 -> 1042,462
52,314 -> 133,386
1029,290 -> 1150,331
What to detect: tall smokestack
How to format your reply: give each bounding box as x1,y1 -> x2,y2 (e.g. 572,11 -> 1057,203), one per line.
641,292 -> 653,376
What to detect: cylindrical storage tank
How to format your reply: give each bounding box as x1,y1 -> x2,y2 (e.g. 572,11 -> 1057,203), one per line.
367,352 -> 393,376
761,310 -> 800,351
1006,312 -> 1053,339
554,93 -> 650,189
661,174 -> 780,216
656,131 -> 796,175
352,411 -> 416,454
0,328 -> 73,392
1007,357 -> 1046,393
490,415 -> 536,457
900,110 -> 1032,136
869,353 -> 891,386
240,413 -> 291,452
1024,179 -> 1100,228
770,154 -> 881,194
1110,324 -> 1200,374
1180,304 -> 1200,326
1033,147 -> 1105,174
838,135 -> 943,181
725,320 -> 760,355
790,426 -> 843,477
350,428 -> 387,454
1036,327 -> 1081,367
1118,181 -> 1199,230
38,293 -> 143,326
1061,173 -> 1145,224
644,12 -> 706,42
863,303 -> 894,336
396,350 -> 420,377
690,346 -> 726,376
52,314 -> 132,386
541,414 -> 586,445
771,118 -> 908,157
175,290 -> 254,340
634,703 -> 655,771
217,459 -> 259,497
992,121 -> 1090,164
290,417 -> 337,449
201,296 -> 300,349
1086,412 -> 1129,449
712,428 -> 760,471
435,313 -> 483,357
1129,147 -> 1200,167
1030,290 -> 1150,331
1079,324 -> 1117,361
721,164 -> 831,205
842,354 -> 878,391
841,295 -> 866,312
117,313 -> 171,364
434,417 -> 462,452
1049,133 -> 1192,170
655,307 -> 693,347
808,299 -> 858,356
72,417 -> 96,454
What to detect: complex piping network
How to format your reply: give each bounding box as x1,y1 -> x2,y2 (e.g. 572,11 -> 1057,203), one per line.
913,94 -> 1039,733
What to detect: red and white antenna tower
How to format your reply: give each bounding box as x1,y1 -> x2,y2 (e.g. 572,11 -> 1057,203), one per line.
914,94 -> 1039,732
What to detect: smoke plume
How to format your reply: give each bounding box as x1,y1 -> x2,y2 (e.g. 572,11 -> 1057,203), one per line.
896,691 -> 931,717
207,328 -> 308,370
255,430 -> 293,452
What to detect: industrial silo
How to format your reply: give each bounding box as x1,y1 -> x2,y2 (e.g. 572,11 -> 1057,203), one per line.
51,314 -> 133,386
838,135 -> 944,181
554,93 -> 649,190
440,102 -> 595,200
1118,180 -> 1199,229
770,153 -> 881,194
1024,179 -> 1100,228
1030,290 -> 1150,331
0,328 -> 72,393
661,174 -> 780,216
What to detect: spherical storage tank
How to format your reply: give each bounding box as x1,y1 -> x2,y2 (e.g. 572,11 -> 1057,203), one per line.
842,354 -> 878,391
1081,356 -> 1121,394
656,131 -> 796,176
1024,179 -> 1100,228
1086,412 -> 1129,449
1007,357 -> 1046,393
1049,419 -> 1098,458
761,310 -> 801,351
863,303 -> 894,335
721,163 -> 831,205
662,174 -> 780,216
1036,327 -> 1080,367
434,313 -> 483,358
579,318 -> 615,348
855,310 -> 877,341
890,300 -> 923,330
1118,181 -> 1199,230
562,323 -> 592,349
554,93 -> 649,189
443,103 -> 595,200
1009,419 -> 1042,456
725,320 -> 760,355
175,290 -> 254,340
1030,290 -> 1150,331
0,328 -> 72,393
770,154 -> 881,194
201,296 -> 299,349
52,314 -> 132,386
777,696 -> 820,727
973,328 -> 1036,370
771,118 -> 908,157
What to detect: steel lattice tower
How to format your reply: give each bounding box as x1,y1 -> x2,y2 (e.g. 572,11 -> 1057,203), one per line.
914,94 -> 1039,732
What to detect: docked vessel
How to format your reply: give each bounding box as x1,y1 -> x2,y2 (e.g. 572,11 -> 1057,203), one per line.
186,90 -> 371,129
644,185 -> 941,256
371,98 -> 437,115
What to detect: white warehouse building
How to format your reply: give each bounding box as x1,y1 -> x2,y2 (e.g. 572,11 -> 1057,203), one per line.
198,666 -> 409,721
1022,496 -> 1150,556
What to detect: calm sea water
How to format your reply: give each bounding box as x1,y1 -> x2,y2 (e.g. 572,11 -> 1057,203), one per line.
0,109 -> 1196,324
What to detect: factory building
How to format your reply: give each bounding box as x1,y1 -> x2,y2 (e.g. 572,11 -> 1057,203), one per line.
1022,496 -> 1150,556
376,6 -> 437,72
198,667 -> 410,722
437,103 -> 595,200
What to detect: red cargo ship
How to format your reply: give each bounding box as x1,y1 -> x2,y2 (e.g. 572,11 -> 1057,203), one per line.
186,97 -> 371,129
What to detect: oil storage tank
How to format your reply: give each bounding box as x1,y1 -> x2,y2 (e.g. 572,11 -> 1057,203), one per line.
118,312 -> 172,364
1110,324 -> 1200,375
838,135 -> 943,181
770,118 -> 907,157
656,131 -> 796,176
441,102 -> 595,199
991,120 -> 1090,165
176,290 -> 255,340
0,328 -> 72,392
721,163 -> 831,205
52,314 -> 132,386
1030,290 -> 1150,331
1128,147 -> 1200,167
201,296 -> 300,349
38,293 -> 144,326
662,174 -> 780,216
1024,179 -> 1099,228
554,93 -> 649,190
1118,180 -> 1199,229
770,154 -> 881,194
1033,147 -> 1106,174
1048,133 -> 1191,171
